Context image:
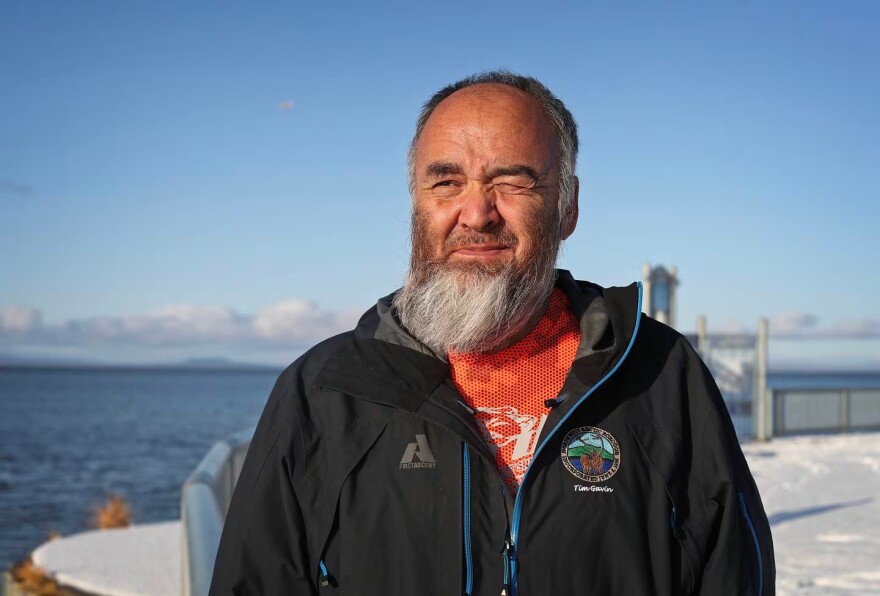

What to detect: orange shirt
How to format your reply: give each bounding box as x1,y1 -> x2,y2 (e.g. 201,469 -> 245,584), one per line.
449,289 -> 581,494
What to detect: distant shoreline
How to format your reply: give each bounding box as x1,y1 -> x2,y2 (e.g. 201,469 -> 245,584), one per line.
2,363 -> 878,377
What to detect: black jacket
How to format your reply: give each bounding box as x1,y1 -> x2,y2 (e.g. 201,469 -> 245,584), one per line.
210,271 -> 775,595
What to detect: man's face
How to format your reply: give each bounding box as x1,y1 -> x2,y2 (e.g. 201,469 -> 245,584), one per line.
393,83 -> 578,355
411,83 -> 576,278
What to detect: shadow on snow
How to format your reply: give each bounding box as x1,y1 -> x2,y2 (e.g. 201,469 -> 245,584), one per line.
768,497 -> 874,527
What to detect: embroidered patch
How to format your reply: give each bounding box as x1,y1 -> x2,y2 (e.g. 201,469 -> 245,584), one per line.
561,426 -> 621,483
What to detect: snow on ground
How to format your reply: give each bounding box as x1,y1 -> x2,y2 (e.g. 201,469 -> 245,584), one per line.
32,520 -> 180,596
744,432 -> 880,595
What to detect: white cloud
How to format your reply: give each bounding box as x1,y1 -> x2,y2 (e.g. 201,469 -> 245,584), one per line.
0,306 -> 42,332
61,305 -> 246,345
828,318 -> 880,339
718,312 -> 880,339
774,314 -> 880,339
717,317 -> 750,333
0,299 -> 362,352
253,299 -> 347,340
770,311 -> 821,335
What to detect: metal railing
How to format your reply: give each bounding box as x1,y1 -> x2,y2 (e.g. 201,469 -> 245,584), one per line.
181,428 -> 254,596
772,388 -> 880,436
693,317 -> 770,441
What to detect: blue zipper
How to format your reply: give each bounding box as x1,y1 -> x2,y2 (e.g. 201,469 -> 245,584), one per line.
319,559 -> 330,588
501,539 -> 513,595
508,281 -> 643,593
463,443 -> 474,595
737,491 -> 764,596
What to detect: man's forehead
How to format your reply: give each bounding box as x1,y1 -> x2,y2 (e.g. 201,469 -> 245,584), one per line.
437,82 -> 532,106
415,84 -> 557,172
425,83 -> 546,131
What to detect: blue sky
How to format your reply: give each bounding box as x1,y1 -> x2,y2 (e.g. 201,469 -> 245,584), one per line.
1,1 -> 878,366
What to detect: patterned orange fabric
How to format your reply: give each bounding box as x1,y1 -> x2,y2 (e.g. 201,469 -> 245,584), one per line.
449,289 -> 581,494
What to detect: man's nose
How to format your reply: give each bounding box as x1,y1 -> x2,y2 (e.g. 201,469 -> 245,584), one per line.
457,183 -> 501,232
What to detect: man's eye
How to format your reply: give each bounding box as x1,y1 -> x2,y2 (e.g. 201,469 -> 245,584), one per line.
495,182 -> 528,192
433,180 -> 456,188
494,177 -> 534,191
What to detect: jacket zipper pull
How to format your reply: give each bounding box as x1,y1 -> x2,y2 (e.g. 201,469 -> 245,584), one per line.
500,539 -> 514,595
319,560 -> 331,588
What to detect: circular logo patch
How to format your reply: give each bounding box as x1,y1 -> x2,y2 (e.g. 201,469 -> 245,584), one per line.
561,426 -> 621,482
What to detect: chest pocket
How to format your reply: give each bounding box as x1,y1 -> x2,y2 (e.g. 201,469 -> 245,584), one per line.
298,420 -> 388,592
627,422 -> 701,594
307,420 -> 462,595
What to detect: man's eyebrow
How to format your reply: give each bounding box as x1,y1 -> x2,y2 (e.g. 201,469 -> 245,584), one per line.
424,161 -> 464,178
485,164 -> 541,181
422,162 -> 543,181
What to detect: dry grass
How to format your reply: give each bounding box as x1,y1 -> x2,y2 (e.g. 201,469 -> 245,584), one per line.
9,557 -> 73,596
9,498 -> 133,595
90,494 -> 132,529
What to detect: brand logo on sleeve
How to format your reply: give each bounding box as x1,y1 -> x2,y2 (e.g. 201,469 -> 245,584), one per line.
561,426 -> 620,483
400,434 -> 437,469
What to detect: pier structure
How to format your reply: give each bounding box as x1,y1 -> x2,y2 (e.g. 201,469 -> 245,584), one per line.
690,315 -> 771,440
643,262 -> 770,440
641,262 -> 680,328
691,320 -> 880,440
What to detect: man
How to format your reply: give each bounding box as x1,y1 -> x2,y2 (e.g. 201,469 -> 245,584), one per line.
210,71 -> 774,595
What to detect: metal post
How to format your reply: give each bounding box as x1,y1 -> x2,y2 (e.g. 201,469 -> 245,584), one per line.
696,315 -> 708,360
772,390 -> 781,436
755,318 -> 770,441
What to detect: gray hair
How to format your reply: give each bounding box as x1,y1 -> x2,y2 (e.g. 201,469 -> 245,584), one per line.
407,69 -> 579,219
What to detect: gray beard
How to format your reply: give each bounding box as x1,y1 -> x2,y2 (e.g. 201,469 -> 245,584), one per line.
393,250 -> 560,355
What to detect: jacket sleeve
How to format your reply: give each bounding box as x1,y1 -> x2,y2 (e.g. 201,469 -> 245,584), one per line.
686,351 -> 776,595
208,370 -> 317,596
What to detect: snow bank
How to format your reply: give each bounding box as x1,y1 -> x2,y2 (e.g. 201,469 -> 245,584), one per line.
31,520 -> 180,596
744,432 -> 880,594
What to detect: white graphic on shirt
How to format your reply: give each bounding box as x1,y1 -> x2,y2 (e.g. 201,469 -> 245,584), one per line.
473,405 -> 548,481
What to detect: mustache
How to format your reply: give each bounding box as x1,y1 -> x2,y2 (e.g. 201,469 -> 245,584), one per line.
444,229 -> 519,252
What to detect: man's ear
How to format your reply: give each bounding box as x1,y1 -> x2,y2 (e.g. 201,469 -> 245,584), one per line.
561,176 -> 579,240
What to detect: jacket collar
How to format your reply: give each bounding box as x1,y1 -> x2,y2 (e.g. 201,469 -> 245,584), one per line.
314,270 -> 642,413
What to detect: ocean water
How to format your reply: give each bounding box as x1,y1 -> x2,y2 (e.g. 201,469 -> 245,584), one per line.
0,367 -> 279,570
